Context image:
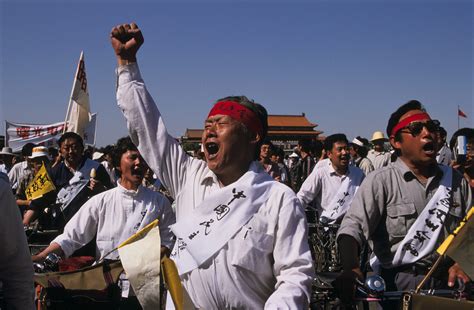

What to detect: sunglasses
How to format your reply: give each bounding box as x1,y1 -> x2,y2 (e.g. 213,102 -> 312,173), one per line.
399,119 -> 440,137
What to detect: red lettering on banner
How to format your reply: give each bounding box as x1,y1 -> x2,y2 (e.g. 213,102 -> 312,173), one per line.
16,126 -> 31,140
76,60 -> 87,92
47,125 -> 61,136
34,127 -> 43,137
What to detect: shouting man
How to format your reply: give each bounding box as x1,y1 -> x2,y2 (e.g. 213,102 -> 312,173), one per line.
110,22 -> 313,309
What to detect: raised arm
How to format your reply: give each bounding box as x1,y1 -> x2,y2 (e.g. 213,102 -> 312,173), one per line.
110,23 -> 199,199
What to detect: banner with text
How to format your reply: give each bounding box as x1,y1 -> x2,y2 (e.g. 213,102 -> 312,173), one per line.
5,121 -> 66,152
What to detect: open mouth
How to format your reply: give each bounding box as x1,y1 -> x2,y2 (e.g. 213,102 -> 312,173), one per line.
131,167 -> 144,177
205,142 -> 219,159
422,142 -> 436,155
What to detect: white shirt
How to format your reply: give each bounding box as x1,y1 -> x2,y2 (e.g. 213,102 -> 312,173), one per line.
297,158 -> 365,216
0,173 -> 35,310
53,181 -> 175,260
8,160 -> 30,190
367,149 -> 392,170
116,63 -> 314,309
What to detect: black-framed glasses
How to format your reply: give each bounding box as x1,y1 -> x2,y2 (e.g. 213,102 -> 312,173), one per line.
400,120 -> 440,137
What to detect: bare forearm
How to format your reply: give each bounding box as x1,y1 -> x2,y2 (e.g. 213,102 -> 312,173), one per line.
32,242 -> 64,262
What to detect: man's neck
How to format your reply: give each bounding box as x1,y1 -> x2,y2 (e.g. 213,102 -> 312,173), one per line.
217,166 -> 249,187
65,158 -> 82,172
400,157 -> 436,182
331,162 -> 348,176
121,179 -> 140,191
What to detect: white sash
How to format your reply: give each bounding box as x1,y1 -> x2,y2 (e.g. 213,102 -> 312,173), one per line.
57,159 -> 100,211
372,166 -> 453,270
320,170 -> 359,222
170,169 -> 274,276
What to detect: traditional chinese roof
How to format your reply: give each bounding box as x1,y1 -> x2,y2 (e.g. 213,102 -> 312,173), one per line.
268,114 -> 317,128
181,113 -> 323,143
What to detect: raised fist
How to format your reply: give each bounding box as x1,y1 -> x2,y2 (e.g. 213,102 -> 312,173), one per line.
110,23 -> 144,65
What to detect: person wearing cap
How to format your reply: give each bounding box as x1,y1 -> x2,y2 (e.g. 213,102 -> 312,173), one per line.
111,22 -> 313,309
367,130 -> 392,170
0,147 -> 15,174
335,100 -> 472,309
349,136 -> 374,176
15,146 -> 55,225
297,134 -> 365,223
8,143 -> 35,191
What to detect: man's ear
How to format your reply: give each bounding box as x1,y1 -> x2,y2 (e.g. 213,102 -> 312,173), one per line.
389,136 -> 401,150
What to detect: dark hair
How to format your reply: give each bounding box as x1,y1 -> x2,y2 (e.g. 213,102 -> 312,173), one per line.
386,100 -> 426,141
324,134 -> 348,152
438,126 -> 447,138
21,143 -> 36,157
48,147 -> 58,158
449,128 -> 474,151
58,132 -> 84,148
298,139 -> 313,153
214,95 -> 268,160
386,100 -> 427,156
111,136 -> 139,169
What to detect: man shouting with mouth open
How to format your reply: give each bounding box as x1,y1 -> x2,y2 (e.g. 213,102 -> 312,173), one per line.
111,22 -> 314,309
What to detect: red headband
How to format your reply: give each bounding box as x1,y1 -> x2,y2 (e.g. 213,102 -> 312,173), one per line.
207,101 -> 264,138
390,112 -> 431,137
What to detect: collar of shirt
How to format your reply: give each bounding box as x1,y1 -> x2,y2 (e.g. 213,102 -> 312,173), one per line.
200,161 -> 261,187
64,156 -> 86,173
328,160 -> 350,179
394,157 -> 443,183
116,180 -> 143,197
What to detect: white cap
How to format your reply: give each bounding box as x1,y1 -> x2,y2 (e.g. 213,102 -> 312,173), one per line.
29,146 -> 49,159
92,152 -> 104,160
351,138 -> 364,147
289,152 -> 299,158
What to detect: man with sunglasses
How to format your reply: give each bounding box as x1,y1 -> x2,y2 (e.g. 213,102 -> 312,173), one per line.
335,100 -> 472,309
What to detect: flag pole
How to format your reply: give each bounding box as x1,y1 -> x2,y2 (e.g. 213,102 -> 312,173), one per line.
63,51 -> 84,133
457,105 -> 460,129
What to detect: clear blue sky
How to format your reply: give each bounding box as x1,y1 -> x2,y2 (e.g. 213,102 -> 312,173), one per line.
1,0 -> 472,147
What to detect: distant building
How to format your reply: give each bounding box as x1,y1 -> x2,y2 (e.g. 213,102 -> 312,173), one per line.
181,113 -> 323,152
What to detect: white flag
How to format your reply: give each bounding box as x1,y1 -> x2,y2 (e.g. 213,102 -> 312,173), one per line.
118,220 -> 162,310
64,51 -> 91,137
83,113 -> 97,146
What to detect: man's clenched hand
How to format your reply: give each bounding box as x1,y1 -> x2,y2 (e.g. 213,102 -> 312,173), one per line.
110,23 -> 144,65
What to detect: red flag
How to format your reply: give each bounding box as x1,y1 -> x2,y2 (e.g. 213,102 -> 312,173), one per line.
458,108 -> 467,118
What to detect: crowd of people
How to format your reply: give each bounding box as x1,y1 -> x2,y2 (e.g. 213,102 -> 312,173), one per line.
0,21 -> 473,309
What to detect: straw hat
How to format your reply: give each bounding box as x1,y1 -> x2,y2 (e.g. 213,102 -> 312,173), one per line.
371,131 -> 387,142
29,146 -> 49,159
0,147 -> 14,156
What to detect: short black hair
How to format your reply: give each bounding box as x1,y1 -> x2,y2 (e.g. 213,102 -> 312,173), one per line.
111,136 -> 139,169
21,143 -> 36,157
298,139 -> 313,153
438,126 -> 447,138
58,132 -> 84,148
386,100 -> 426,141
324,134 -> 348,152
